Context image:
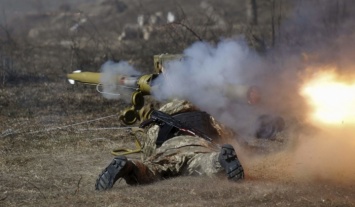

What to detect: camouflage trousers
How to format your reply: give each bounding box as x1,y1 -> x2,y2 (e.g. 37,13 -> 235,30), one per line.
130,129 -> 224,184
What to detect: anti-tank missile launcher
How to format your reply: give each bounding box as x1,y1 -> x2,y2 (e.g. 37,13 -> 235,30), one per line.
67,54 -> 261,125
67,54 -> 185,124
67,71 -> 158,124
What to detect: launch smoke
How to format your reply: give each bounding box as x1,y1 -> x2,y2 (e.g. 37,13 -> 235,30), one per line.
152,39 -> 267,136
99,0 -> 355,184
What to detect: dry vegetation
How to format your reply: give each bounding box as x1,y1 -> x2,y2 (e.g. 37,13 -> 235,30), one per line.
1,0 -> 355,206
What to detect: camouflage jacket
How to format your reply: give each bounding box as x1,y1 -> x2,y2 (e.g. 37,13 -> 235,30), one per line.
133,99 -> 234,160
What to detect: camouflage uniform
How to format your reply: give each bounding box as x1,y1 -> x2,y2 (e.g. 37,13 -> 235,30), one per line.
131,100 -> 223,182
95,100 -> 243,190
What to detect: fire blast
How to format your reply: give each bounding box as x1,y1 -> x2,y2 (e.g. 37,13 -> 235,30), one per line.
301,69 -> 355,125
286,68 -> 355,184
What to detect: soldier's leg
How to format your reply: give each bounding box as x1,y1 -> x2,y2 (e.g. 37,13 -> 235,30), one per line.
184,151 -> 221,176
147,136 -> 244,180
95,156 -> 160,191
95,138 -> 244,190
184,144 -> 244,181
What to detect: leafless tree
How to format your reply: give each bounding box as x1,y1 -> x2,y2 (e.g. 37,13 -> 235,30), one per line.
246,0 -> 258,25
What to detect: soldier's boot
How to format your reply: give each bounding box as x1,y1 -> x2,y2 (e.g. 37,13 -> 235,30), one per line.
218,144 -> 244,181
95,156 -> 136,191
95,156 -> 157,191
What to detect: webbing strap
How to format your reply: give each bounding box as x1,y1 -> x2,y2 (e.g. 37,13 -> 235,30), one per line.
111,137 -> 142,156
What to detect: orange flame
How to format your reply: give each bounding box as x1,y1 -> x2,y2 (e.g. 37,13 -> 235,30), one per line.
301,69 -> 355,125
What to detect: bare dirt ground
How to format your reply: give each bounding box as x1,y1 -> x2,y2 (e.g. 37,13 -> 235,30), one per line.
1,0 -> 355,206
1,106 -> 355,207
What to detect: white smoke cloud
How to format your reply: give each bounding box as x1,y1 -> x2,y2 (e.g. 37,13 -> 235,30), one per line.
151,39 -> 269,136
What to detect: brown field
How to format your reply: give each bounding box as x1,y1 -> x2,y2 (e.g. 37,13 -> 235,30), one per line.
1,0 -> 355,206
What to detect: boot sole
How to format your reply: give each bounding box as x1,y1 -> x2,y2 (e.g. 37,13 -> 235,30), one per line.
95,156 -> 127,191
219,144 -> 244,181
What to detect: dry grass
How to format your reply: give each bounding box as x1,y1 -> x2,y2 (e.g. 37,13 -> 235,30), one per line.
1,130 -> 355,207
1,86 -> 355,206
1,0 -> 355,206
1,123 -> 355,207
